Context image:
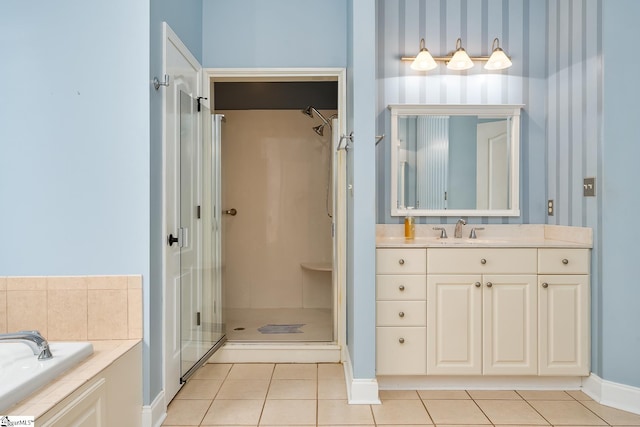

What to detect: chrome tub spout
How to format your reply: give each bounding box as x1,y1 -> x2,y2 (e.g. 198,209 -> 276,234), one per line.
0,330 -> 53,360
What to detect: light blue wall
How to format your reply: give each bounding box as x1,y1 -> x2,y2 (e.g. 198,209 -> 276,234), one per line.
202,0 -> 347,68
601,0 -> 640,388
346,0 -> 377,380
376,0 -> 548,225
150,0 -> 203,404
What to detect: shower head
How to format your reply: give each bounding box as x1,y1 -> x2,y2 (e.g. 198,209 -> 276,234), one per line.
303,105 -> 334,136
313,124 -> 325,136
301,106 -> 314,118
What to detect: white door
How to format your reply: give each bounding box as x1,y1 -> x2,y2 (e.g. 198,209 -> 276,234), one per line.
476,121 -> 508,209
162,23 -> 202,403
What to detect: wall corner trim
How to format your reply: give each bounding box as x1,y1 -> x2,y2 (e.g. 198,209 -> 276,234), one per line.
141,390 -> 166,427
343,347 -> 381,405
582,374 -> 640,415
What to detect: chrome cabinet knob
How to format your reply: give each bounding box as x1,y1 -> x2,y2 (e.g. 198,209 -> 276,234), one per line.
398,285 -> 405,291
480,258 -> 487,264
398,259 -> 405,265
542,282 -> 549,288
486,282 -> 493,288
562,258 -> 569,265
399,338 -> 405,344
475,281 -> 481,288
398,311 -> 405,318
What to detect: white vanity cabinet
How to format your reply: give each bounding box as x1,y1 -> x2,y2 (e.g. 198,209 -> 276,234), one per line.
426,249 -> 538,375
375,248 -> 427,375
538,249 -> 590,376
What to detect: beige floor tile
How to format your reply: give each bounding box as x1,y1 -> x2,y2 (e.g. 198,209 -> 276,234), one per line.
318,364 -> 345,380
475,399 -> 550,425
565,390 -> 593,401
267,379 -> 317,399
433,425 -> 497,427
528,401 -> 607,425
580,400 -> 640,426
418,390 -> 471,400
175,379 -> 223,400
467,390 -> 522,400
164,399 -> 211,426
259,399 -> 316,425
318,379 -> 348,399
194,363 -> 233,380
317,400 -> 374,425
371,399 -> 432,425
227,363 -> 275,380
517,390 -> 573,400
201,399 -> 264,425
422,400 -> 490,425
273,363 -> 318,379
216,379 -> 270,399
379,390 -> 420,400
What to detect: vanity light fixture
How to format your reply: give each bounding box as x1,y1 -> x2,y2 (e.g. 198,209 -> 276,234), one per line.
402,37 -> 512,71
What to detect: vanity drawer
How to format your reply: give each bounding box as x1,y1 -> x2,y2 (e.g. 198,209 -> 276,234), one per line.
376,301 -> 426,326
538,249 -> 590,274
376,248 -> 426,274
376,275 -> 427,300
376,327 -> 427,375
427,248 -> 537,274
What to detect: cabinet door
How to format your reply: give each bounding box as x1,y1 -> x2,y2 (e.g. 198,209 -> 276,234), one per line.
427,275 -> 482,375
538,275 -> 589,375
483,275 -> 538,375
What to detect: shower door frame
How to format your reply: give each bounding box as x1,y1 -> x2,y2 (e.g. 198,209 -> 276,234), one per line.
204,68 -> 347,359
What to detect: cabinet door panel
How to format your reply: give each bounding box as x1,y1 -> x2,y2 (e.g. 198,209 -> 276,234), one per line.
538,275 -> 589,375
483,275 -> 537,375
376,327 -> 427,375
427,275 -> 482,375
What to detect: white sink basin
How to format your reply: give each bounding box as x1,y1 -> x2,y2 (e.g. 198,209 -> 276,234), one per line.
0,341 -> 93,412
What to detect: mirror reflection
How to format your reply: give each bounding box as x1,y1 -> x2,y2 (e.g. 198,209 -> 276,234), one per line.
389,105 -> 522,217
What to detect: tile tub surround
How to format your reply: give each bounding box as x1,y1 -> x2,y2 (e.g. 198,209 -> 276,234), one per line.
0,275 -> 142,340
377,224 -> 592,248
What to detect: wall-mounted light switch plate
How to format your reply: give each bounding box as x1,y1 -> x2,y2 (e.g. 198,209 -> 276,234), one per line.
548,199 -> 554,216
584,177 -> 596,197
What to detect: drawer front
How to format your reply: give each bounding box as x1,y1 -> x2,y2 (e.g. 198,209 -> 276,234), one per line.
377,275 -> 427,300
427,248 -> 537,274
538,249 -> 590,274
376,248 -> 426,274
377,301 -> 426,326
376,327 -> 427,375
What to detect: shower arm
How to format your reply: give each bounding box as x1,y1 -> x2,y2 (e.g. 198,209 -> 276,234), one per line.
309,107 -> 333,129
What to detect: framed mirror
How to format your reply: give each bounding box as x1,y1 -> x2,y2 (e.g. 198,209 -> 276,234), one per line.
389,104 -> 522,217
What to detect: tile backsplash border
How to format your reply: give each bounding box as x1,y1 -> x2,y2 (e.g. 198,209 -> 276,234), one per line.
0,275 -> 142,340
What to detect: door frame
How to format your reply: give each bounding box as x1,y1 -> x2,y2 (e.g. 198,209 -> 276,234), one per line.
203,68 -> 347,356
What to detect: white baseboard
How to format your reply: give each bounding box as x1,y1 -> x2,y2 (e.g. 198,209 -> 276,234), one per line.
343,348 -> 380,404
582,373 -> 640,415
141,390 -> 166,427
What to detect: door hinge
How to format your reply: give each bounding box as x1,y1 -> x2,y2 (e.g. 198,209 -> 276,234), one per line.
196,205 -> 201,219
196,311 -> 201,326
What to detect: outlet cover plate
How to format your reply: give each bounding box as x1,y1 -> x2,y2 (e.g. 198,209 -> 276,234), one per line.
584,177 -> 596,197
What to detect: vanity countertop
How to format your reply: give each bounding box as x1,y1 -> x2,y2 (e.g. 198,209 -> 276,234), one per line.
377,224 -> 592,248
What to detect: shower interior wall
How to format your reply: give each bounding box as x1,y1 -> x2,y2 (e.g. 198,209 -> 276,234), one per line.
219,109 -> 335,310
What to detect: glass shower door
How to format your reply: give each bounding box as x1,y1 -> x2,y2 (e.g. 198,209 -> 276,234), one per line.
179,91 -> 225,382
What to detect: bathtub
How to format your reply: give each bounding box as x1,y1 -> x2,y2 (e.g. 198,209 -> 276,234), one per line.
0,341 -> 93,413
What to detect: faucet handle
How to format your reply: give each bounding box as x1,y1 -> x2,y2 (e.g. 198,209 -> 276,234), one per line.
433,227 -> 448,239
469,227 -> 485,239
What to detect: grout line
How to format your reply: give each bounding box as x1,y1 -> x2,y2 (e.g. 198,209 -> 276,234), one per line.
576,398 -> 613,426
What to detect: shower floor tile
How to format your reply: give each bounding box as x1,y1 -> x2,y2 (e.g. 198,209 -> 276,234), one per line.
224,308 -> 333,342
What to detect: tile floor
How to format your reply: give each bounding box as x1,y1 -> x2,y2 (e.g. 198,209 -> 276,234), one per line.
163,363 -> 640,426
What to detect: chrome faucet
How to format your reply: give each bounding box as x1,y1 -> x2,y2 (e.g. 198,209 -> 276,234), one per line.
0,330 -> 53,360
454,218 -> 466,238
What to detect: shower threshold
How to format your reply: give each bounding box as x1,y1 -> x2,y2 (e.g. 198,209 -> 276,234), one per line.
224,308 -> 333,342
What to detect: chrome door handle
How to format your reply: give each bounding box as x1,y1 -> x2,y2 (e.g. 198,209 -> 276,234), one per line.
224,208 -> 237,216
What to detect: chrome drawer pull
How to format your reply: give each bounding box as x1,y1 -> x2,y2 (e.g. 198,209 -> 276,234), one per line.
480,258 -> 487,264
542,282 -> 549,288
398,311 -> 405,318
398,259 -> 405,265
486,282 -> 493,288
398,285 -> 405,291
399,338 -> 405,344
562,258 -> 569,265
475,281 -> 481,288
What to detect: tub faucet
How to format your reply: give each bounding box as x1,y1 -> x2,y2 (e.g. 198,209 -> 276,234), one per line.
0,330 -> 53,360
454,219 -> 466,238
